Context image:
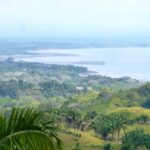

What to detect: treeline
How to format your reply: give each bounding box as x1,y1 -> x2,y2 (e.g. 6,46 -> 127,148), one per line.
0,60 -> 141,100
0,80 -> 31,98
0,60 -> 87,74
0,79 -> 80,99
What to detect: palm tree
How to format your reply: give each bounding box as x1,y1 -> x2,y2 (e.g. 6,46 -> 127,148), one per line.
0,107 -> 61,150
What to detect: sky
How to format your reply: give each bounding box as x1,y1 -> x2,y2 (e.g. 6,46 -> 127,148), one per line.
0,0 -> 150,38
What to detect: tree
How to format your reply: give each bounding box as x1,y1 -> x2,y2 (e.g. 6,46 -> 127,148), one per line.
93,115 -> 112,140
122,129 -> 150,150
103,143 -> 111,150
138,83 -> 150,96
135,114 -> 149,124
108,112 -> 131,142
72,142 -> 81,150
64,108 -> 82,134
85,111 -> 97,120
142,98 -> 150,109
93,112 -> 132,141
0,107 -> 61,150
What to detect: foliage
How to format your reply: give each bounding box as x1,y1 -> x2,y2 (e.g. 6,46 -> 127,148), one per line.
0,60 -> 150,150
0,60 -> 141,101
137,83 -> 150,96
0,80 -> 31,98
85,111 -> 97,120
93,112 -> 132,140
135,114 -> 149,124
122,129 -> 150,150
40,80 -> 76,97
142,97 -> 150,109
0,107 -> 61,150
93,115 -> 112,140
103,143 -> 111,150
72,142 -> 81,150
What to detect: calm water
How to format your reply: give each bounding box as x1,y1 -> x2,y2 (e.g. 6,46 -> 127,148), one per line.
15,47 -> 150,81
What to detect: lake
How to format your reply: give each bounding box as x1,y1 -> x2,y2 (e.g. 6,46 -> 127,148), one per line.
15,47 -> 150,81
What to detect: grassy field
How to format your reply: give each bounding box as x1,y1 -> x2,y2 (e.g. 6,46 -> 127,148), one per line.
59,130 -> 104,150
109,107 -> 150,117
58,107 -> 150,150
128,124 -> 150,134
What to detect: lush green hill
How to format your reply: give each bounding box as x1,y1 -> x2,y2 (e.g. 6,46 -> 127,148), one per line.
62,83 -> 150,115
0,60 -> 142,110
56,83 -> 150,150
59,130 -> 104,150
0,60 -> 150,149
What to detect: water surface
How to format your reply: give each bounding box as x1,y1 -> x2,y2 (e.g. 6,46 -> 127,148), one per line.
15,47 -> 150,81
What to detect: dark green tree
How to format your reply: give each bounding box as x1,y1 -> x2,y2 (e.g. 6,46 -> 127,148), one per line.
122,129 -> 150,150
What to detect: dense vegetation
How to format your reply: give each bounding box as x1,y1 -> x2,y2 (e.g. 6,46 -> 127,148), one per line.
0,107 -> 61,150
0,60 -> 150,150
0,60 -> 140,105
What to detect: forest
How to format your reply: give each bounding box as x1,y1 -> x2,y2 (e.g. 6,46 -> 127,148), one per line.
0,59 -> 150,150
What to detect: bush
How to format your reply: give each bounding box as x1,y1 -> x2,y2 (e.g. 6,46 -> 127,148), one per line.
103,143 -> 111,150
122,129 -> 150,149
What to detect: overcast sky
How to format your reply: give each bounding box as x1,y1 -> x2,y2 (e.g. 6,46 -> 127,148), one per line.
0,0 -> 150,38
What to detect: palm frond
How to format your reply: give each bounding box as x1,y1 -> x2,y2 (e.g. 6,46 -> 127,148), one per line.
0,107 -> 61,150
0,130 -> 56,150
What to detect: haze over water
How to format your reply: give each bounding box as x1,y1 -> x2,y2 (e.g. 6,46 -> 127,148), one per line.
16,48 -> 150,81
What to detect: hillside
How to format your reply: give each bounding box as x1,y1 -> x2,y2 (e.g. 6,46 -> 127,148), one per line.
62,83 -> 150,114
0,60 -> 150,149
0,60 -> 141,109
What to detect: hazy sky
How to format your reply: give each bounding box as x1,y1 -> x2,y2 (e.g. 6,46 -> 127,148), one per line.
0,0 -> 150,38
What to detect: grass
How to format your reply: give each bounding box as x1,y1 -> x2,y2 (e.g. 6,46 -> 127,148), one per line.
127,124 -> 150,134
109,107 -> 150,117
59,129 -> 104,150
